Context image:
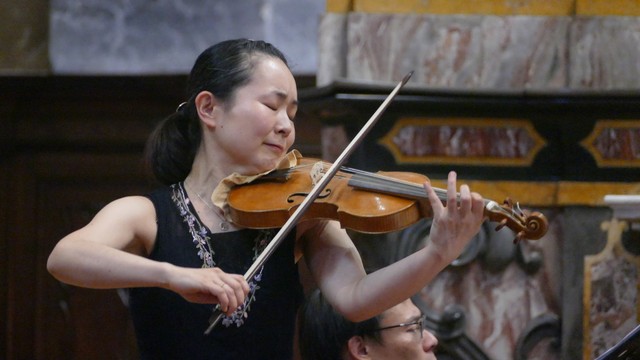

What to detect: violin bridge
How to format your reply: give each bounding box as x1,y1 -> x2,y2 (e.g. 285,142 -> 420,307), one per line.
309,161 -> 324,186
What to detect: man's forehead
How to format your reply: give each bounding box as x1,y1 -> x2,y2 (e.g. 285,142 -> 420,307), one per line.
381,301 -> 420,323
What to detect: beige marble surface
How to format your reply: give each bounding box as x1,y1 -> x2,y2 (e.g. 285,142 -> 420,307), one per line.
317,13 -> 349,86
418,214 -> 562,359
318,12 -> 640,91
570,16 -> 640,90
338,13 -> 570,90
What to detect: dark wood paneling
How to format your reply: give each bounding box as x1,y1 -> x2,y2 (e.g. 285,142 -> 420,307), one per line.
1,74 -> 319,359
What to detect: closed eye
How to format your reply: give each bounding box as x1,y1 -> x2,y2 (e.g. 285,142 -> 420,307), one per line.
264,103 -> 278,111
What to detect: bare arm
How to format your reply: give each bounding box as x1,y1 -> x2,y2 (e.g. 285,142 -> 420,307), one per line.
47,196 -> 248,314
301,171 -> 485,322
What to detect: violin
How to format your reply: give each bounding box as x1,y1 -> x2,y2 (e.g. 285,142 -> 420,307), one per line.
226,157 -> 547,242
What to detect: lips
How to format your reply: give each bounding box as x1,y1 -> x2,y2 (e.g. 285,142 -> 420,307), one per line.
265,143 -> 284,153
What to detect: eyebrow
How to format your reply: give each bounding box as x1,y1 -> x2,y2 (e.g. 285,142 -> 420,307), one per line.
271,90 -> 298,106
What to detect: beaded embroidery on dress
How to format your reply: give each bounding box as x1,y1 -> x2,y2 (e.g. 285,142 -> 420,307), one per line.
171,183 -> 272,327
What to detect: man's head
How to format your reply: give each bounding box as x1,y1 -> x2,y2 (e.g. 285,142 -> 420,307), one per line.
298,290 -> 438,360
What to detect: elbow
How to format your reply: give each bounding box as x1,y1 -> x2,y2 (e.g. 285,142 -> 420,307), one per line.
46,251 -> 61,279
46,245 -> 68,281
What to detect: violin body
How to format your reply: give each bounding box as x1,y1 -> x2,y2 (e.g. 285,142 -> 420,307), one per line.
225,157 -> 548,241
228,158 -> 429,233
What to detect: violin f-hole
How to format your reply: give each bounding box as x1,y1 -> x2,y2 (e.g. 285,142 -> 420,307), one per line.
288,189 -> 332,203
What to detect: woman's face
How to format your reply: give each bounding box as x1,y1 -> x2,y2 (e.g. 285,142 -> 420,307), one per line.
212,56 -> 298,175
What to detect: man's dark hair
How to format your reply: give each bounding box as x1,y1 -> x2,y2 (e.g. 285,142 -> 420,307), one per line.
298,289 -> 383,360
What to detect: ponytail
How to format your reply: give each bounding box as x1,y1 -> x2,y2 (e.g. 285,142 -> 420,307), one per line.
144,103 -> 201,185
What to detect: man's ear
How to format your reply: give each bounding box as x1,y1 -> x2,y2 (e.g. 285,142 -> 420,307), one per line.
194,91 -> 220,129
347,336 -> 370,359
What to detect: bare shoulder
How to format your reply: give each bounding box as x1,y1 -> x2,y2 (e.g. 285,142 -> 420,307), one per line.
93,196 -> 156,223
82,195 -> 158,254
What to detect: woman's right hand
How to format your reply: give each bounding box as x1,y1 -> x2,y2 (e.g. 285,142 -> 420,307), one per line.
164,265 -> 250,315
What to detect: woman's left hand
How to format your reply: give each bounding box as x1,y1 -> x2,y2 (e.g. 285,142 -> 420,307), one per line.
422,171 -> 485,264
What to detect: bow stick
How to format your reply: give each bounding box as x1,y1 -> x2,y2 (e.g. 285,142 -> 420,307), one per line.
204,71 -> 413,335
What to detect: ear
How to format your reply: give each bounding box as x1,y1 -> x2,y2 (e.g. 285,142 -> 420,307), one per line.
194,91 -> 220,129
347,336 -> 370,359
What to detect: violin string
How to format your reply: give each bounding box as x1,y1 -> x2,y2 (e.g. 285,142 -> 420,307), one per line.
290,162 -> 454,203
288,162 -> 506,216
332,165 -> 455,203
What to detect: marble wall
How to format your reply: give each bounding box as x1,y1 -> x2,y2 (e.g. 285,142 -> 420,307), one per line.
1,0 -> 325,75
317,12 -> 640,90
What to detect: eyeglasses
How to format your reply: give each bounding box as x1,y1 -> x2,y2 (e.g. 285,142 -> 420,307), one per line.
370,315 -> 425,339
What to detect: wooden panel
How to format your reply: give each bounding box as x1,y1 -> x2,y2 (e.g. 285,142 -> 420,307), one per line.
7,153 -> 150,359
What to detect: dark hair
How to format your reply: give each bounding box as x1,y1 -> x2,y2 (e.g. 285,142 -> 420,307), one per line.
144,39 -> 289,185
298,289 -> 382,360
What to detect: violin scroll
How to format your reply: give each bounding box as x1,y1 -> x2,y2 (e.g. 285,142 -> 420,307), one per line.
485,198 -> 548,243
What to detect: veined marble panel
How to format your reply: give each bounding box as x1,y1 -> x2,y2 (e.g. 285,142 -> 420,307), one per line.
580,120 -> 640,167
570,17 -> 640,90
49,0 -> 324,75
317,13 -> 348,86
378,117 -> 546,166
418,215 -> 562,359
346,13 -> 484,86
344,13 -> 569,90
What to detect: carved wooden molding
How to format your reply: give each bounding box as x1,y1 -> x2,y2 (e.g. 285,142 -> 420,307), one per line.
583,219 -> 640,359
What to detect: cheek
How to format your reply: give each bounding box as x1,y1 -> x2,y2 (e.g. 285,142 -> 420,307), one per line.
288,125 -> 296,144
387,337 -> 423,358
235,103 -> 267,125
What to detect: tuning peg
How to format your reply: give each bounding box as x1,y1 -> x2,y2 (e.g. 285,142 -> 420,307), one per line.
495,218 -> 508,232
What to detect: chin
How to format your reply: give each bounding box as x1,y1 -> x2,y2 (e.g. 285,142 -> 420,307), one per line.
253,159 -> 280,174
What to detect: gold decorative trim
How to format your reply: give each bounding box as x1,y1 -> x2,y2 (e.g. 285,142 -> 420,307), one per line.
580,120 -> 640,168
378,117 -> 547,167
326,0 -> 353,13
353,0 -> 574,15
577,0 -> 640,16
426,180 -> 640,207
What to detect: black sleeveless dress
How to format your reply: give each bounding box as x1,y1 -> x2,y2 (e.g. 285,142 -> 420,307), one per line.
128,184 -> 303,359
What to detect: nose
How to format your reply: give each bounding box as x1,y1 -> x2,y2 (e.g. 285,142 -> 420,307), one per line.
275,111 -> 293,137
422,330 -> 438,353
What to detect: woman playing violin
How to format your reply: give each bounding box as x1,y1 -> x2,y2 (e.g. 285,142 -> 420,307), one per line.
47,38 -> 485,359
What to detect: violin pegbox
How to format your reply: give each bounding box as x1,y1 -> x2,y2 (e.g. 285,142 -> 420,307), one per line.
484,198 -> 548,243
